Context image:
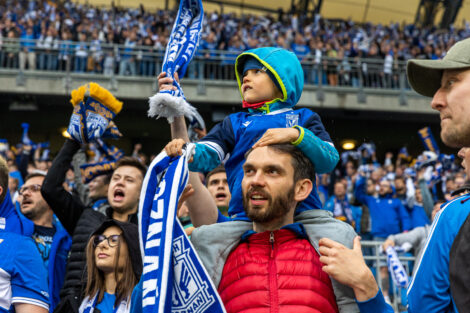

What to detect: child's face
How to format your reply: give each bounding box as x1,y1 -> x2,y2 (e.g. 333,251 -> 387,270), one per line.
242,69 -> 282,104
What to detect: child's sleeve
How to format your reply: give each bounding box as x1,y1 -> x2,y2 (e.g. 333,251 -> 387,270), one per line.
189,116 -> 236,173
294,113 -> 339,173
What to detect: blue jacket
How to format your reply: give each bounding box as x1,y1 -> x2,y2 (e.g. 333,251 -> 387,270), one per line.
189,47 -> 339,219
355,176 -> 411,238
0,190 -> 33,236
407,204 -> 430,229
1,191 -> 71,311
407,194 -> 470,313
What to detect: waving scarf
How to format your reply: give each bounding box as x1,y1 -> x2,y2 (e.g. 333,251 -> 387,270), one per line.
148,0 -> 203,123
138,147 -> 225,313
385,246 -> 409,288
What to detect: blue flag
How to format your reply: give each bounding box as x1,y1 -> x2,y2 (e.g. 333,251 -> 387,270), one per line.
138,148 -> 225,313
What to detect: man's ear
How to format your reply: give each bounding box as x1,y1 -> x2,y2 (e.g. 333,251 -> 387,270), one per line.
294,178 -> 313,202
0,186 -> 3,199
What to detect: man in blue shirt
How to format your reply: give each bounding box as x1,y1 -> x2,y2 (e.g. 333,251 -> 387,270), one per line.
407,37 -> 470,313
0,156 -> 49,313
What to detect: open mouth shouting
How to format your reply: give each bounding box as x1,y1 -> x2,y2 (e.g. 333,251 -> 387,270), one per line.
113,188 -> 125,202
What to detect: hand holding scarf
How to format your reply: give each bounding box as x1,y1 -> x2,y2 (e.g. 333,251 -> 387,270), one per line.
148,0 -> 203,123
67,82 -> 123,143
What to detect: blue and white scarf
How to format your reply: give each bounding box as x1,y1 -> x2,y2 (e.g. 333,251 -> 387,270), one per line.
79,294 -> 130,313
148,0 -> 203,123
385,246 -> 409,288
138,147 -> 225,313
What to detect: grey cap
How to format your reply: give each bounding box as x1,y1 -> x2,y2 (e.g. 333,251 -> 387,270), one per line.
407,38 -> 470,97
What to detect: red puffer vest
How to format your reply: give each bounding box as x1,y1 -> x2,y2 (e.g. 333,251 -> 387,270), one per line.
218,227 -> 339,313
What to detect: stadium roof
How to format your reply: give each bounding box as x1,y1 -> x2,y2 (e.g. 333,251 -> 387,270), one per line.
76,0 -> 470,27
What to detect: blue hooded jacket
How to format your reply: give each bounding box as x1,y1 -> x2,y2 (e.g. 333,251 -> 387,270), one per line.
234,47 -> 304,112
190,47 -> 339,219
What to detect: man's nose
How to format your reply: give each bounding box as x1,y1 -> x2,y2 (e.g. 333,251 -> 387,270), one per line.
250,171 -> 265,186
431,88 -> 446,111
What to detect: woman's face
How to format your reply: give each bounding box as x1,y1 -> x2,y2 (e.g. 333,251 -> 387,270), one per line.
94,226 -> 128,273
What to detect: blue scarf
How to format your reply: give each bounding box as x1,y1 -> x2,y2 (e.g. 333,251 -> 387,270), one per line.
148,0 -> 203,123
385,246 -> 409,288
138,148 -> 225,313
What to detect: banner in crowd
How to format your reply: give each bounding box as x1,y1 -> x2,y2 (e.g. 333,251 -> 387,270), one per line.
138,148 -> 226,313
418,127 -> 440,154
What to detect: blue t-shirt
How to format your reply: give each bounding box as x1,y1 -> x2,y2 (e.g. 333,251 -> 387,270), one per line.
0,231 -> 49,312
96,292 -> 116,313
32,225 -> 56,271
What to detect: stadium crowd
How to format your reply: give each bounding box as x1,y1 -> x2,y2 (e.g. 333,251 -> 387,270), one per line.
1,0 -> 470,86
2,1 -> 470,313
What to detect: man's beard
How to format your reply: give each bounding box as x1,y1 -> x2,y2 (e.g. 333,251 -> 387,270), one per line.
243,185 -> 295,223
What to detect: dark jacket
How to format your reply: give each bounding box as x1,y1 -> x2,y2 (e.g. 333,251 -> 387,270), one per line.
41,139 -> 138,302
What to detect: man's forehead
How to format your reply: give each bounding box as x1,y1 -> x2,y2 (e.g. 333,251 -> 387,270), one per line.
113,165 -> 142,178
442,68 -> 470,80
208,172 -> 227,182
25,176 -> 44,185
245,147 -> 292,168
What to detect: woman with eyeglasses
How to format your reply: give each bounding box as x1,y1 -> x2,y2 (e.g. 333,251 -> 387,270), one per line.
78,220 -> 142,313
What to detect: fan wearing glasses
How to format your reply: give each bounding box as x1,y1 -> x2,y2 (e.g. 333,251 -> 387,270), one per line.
78,220 -> 142,313
18,172 -> 72,312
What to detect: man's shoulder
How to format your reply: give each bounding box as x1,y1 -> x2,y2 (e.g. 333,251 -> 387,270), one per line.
295,210 -> 357,248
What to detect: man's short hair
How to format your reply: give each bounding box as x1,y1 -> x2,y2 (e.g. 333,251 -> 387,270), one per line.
205,165 -> 226,186
0,156 -> 9,203
24,171 -> 47,182
115,157 -> 147,179
245,144 -> 315,183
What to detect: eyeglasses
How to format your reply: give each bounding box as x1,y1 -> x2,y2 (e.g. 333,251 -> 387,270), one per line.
93,234 -> 121,247
18,184 -> 42,195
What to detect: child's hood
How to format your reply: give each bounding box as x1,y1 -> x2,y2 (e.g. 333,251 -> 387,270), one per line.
235,47 -> 304,111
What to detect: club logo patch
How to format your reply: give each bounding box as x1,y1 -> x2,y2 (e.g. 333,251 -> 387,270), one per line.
172,235 -> 215,313
286,113 -> 299,127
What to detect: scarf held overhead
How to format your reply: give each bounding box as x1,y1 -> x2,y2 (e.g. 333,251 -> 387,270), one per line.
148,0 -> 203,123
138,147 -> 225,313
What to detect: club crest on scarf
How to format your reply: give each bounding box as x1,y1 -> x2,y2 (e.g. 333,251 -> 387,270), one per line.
172,235 -> 215,312
138,147 -> 225,313
67,83 -> 123,144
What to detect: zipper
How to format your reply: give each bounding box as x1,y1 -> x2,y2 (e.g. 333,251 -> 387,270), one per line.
268,231 -> 278,313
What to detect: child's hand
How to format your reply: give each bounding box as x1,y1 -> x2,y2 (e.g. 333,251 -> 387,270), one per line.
164,138 -> 193,162
158,71 -> 180,92
252,128 -> 300,148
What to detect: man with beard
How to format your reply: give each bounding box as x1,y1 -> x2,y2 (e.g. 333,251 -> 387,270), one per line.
354,175 -> 411,303
406,37 -> 470,313
190,144 -> 390,312
18,172 -> 71,312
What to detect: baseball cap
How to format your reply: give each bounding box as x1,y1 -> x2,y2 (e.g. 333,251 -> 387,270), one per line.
407,38 -> 470,97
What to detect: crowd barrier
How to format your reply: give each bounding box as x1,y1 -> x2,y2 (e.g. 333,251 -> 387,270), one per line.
0,38 -> 411,93
361,240 -> 416,313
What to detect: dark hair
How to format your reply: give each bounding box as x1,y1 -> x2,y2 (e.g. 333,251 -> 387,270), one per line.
115,157 -> 147,179
205,165 -> 226,186
24,171 -> 47,182
84,226 -> 139,307
0,156 -> 8,203
245,144 -> 315,182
